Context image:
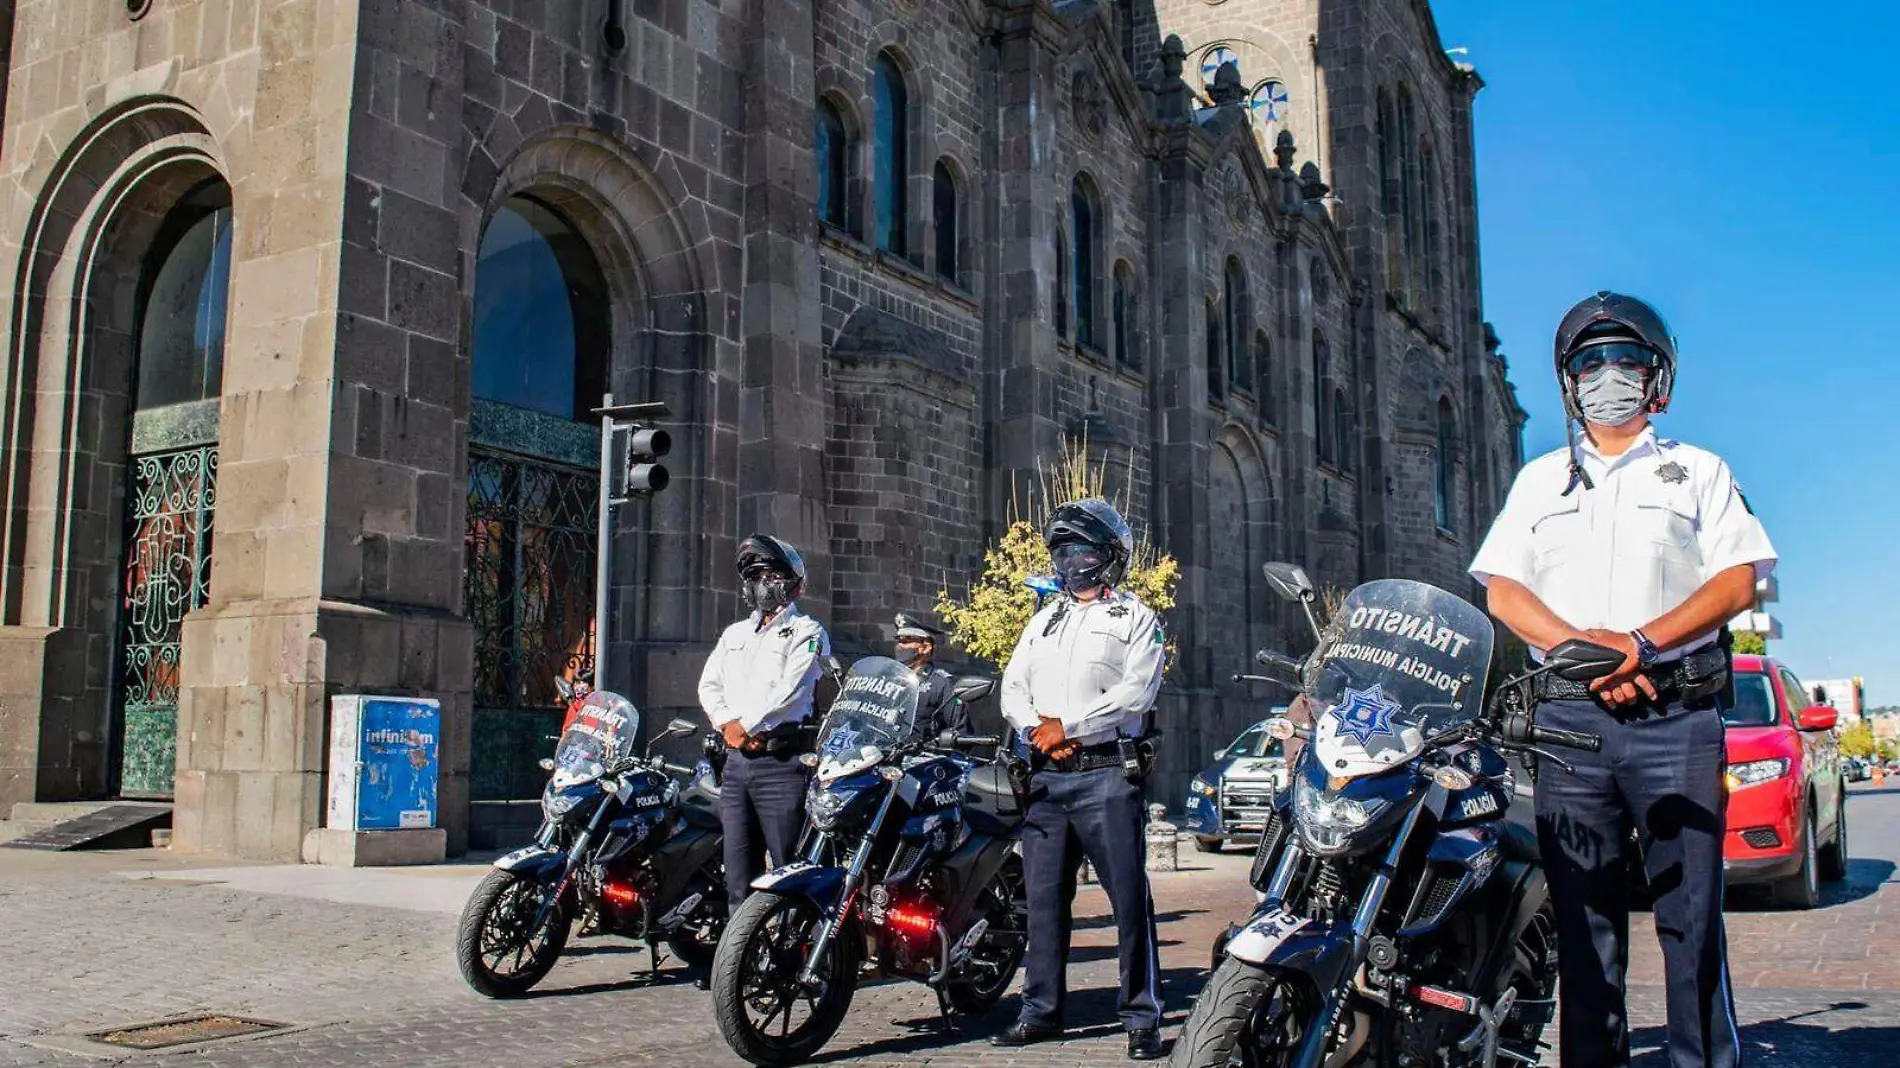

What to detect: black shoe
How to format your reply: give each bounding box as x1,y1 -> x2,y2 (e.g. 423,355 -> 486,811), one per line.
1127,1028 -> 1164,1060
990,1021 -> 1062,1047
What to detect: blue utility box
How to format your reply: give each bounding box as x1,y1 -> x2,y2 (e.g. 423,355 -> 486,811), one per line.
326,696 -> 442,831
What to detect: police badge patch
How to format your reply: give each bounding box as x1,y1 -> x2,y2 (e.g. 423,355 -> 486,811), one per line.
1335,684 -> 1401,746
1656,461 -> 1690,485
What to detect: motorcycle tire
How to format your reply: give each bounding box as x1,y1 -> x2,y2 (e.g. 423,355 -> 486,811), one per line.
1169,959 -> 1313,1068
945,853 -> 1027,1016
711,891 -> 859,1065
455,868 -> 572,998
664,910 -> 723,972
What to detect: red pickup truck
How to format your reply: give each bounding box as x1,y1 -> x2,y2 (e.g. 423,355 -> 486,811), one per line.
1721,654 -> 1848,908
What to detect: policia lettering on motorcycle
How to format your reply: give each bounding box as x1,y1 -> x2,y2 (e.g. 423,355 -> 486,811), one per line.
991,499 -> 1168,1062
892,611 -> 972,736
698,535 -> 833,912
1470,292 -> 1776,1068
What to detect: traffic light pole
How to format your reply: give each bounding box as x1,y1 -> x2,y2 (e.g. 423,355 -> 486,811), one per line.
592,394 -> 672,695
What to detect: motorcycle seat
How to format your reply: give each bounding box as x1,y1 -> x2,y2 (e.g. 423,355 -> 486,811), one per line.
1499,820 -> 1540,864
963,764 -> 1022,826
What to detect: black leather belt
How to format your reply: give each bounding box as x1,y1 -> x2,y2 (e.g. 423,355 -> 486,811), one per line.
1536,643 -> 1728,703
740,722 -> 815,757
1046,740 -> 1145,774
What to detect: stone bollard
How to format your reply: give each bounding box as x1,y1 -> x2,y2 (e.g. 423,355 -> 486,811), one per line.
1145,804 -> 1179,873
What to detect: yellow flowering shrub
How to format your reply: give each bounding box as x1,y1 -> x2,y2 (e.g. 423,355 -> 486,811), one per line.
936,440 -> 1181,673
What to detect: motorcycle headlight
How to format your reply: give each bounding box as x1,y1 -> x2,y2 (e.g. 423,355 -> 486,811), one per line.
1725,758 -> 1790,791
1293,776 -> 1382,856
807,781 -> 860,832
1189,777 -> 1217,798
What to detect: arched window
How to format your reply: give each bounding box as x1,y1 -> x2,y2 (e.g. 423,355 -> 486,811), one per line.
933,160 -> 959,283
1071,178 -> 1098,348
1206,300 -> 1224,401
815,98 -> 852,233
1224,258 -> 1249,392
1253,330 -> 1272,420
1313,330 -> 1332,464
1435,398 -> 1457,531
1333,387 -> 1353,471
1421,145 -> 1440,308
471,197 -> 610,420
135,186 -> 233,410
872,53 -> 909,256
1398,89 -> 1418,306
1055,228 -> 1070,338
1113,262 -> 1137,369
1377,91 -> 1402,294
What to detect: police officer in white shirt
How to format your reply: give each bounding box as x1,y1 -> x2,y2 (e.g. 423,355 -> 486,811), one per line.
698,534 -> 831,912
1470,292 -> 1775,1068
990,499 -> 1167,1062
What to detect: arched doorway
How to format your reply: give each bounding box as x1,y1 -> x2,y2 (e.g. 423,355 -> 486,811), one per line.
114,180 -> 233,797
465,195 -> 611,801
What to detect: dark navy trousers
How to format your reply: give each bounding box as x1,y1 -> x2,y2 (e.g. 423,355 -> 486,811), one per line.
1018,765 -> 1163,1032
1534,697 -> 1741,1068
720,750 -> 810,911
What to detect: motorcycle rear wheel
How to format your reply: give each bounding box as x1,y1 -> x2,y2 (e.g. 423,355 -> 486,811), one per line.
711,891 -> 859,1065
455,868 -> 572,998
1170,959 -> 1313,1068
946,853 -> 1028,1015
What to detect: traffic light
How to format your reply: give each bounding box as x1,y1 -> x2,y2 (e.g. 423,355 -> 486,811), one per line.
621,425 -> 670,497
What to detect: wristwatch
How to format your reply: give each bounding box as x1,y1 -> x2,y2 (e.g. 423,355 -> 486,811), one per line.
1630,629 -> 1661,669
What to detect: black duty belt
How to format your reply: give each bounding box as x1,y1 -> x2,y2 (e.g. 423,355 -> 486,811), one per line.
1536,643 -> 1728,703
740,722 -> 815,757
1046,739 -> 1149,774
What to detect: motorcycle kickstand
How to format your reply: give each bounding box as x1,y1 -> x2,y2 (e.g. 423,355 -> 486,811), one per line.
644,938 -> 665,980
932,985 -> 956,1033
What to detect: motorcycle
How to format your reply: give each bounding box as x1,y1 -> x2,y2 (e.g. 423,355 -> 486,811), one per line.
709,656 -> 1026,1065
455,689 -> 729,997
1173,564 -> 1624,1068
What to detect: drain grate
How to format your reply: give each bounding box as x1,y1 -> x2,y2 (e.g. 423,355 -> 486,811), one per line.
90,1015 -> 290,1050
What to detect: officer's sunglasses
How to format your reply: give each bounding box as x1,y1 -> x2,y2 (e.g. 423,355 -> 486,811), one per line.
1564,342 -> 1660,378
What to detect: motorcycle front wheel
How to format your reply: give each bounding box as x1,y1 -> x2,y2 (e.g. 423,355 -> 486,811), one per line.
455,868 -> 573,998
1170,959 -> 1314,1068
711,891 -> 859,1065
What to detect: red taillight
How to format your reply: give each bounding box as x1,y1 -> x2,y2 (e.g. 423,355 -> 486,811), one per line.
1409,984 -> 1478,1014
884,900 -> 939,940
602,881 -> 640,908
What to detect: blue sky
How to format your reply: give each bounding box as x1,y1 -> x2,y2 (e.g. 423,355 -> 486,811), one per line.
1433,1 -> 1900,706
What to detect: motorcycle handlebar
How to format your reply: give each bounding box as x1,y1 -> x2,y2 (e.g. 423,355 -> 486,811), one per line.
660,761 -> 695,776
1529,724 -> 1603,753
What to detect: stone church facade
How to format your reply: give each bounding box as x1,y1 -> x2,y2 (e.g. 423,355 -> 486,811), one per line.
0,0 -> 1523,858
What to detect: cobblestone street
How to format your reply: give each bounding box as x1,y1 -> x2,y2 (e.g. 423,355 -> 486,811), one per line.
3,785 -> 1897,1067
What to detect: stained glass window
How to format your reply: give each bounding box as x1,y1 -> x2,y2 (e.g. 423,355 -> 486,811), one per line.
816,99 -> 850,231
1248,79 -> 1289,124
1071,180 -> 1096,348
135,185 -> 231,410
933,161 -> 958,282
1113,264 -> 1137,369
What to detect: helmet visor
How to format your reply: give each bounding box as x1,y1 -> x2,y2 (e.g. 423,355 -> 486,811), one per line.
1564,341 -> 1660,379
1051,542 -> 1109,575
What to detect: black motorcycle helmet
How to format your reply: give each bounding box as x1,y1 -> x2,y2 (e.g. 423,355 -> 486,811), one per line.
1043,499 -> 1134,592
1553,291 -> 1677,419
736,533 -> 806,610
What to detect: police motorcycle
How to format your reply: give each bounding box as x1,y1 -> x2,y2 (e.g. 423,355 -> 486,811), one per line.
1172,564 -> 1625,1068
455,689 -> 729,997
709,656 -> 1027,1065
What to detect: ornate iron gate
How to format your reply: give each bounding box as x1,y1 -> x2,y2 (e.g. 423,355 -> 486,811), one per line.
465,446 -> 598,800
115,444 -> 217,798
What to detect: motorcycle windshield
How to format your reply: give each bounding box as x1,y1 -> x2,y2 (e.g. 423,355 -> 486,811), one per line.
1308,579 -> 1495,776
550,690 -> 641,789
815,656 -> 921,782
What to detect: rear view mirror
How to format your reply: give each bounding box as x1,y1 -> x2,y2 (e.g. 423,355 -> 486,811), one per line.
537,757 -> 556,771
952,676 -> 996,703
825,656 -> 845,678
553,676 -> 575,701
1544,639 -> 1627,682
665,717 -> 698,737
1797,705 -> 1839,732
1261,562 -> 1316,603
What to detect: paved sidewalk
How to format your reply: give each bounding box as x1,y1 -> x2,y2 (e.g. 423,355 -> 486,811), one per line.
2,785 -> 1896,1066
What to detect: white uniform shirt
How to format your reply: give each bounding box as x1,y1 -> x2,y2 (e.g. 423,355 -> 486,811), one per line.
1000,589 -> 1167,746
1469,426 -> 1776,659
697,603 -> 831,734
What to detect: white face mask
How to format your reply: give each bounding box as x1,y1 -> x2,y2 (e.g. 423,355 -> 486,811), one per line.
1574,365 -> 1649,427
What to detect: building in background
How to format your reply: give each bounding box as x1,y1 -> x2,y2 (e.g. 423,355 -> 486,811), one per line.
0,0 -> 1522,856
1732,573 -> 1783,644
1808,678 -> 1864,725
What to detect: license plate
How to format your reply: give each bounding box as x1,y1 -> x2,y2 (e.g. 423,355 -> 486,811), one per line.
1224,906 -> 1312,964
